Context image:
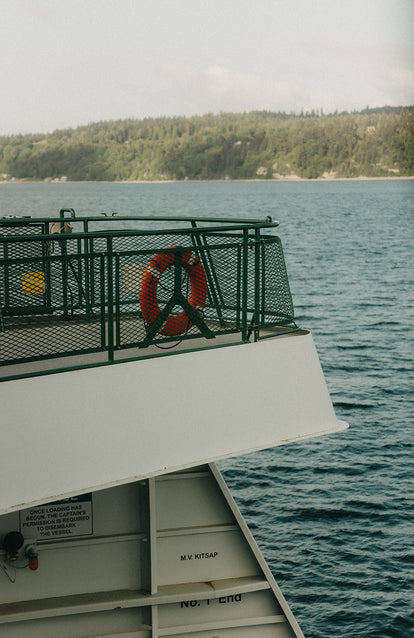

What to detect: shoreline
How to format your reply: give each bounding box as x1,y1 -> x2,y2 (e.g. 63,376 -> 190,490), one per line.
1,175 -> 413,185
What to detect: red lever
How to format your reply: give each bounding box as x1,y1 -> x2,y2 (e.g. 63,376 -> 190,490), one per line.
28,556 -> 39,571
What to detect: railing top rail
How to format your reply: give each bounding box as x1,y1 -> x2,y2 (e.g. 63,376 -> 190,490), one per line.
0,217 -> 278,244
0,213 -> 277,227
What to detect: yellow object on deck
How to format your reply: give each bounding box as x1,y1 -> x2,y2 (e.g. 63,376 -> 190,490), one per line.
22,271 -> 46,295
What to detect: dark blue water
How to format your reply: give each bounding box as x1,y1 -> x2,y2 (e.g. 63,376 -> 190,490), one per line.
1,180 -> 413,637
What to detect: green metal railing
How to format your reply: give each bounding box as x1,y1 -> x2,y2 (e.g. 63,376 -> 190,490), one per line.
0,211 -> 297,379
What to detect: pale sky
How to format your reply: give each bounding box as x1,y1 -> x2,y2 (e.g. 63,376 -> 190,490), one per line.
1,0 -> 413,135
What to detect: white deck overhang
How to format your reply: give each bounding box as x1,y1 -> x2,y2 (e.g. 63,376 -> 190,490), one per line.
0,331 -> 347,515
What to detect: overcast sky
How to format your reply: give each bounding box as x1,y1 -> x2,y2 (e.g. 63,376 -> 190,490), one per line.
1,0 -> 413,135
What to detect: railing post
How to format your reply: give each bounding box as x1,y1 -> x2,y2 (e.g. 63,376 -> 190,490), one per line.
115,253 -> 121,350
89,237 -> 96,308
241,228 -> 249,342
44,224 -> 52,312
106,236 -> 114,362
99,254 -> 106,350
236,243 -> 242,331
254,227 -> 261,341
83,218 -> 92,322
260,237 -> 266,329
61,237 -> 69,319
3,242 -> 10,313
84,249 -> 92,323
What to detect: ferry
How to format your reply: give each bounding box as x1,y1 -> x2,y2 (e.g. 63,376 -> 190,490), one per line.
0,210 -> 347,637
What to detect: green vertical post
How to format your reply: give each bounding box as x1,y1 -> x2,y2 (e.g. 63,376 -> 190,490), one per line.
241,228 -> 249,342
236,244 -> 242,330
61,237 -> 69,318
106,237 -> 114,362
115,253 -> 121,350
90,237 -> 96,308
44,223 -> 52,312
254,227 -> 261,342
76,237 -> 82,308
99,255 -> 106,350
84,250 -> 91,323
3,242 -> 10,313
260,239 -> 266,328
83,220 -> 91,320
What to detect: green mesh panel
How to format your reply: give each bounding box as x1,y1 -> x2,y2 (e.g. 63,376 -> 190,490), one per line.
0,223 -> 49,316
260,236 -> 295,327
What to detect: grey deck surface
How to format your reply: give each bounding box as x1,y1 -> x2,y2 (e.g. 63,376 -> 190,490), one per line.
1,318 -> 303,380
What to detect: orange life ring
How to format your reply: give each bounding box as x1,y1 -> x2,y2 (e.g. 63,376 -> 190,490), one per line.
140,248 -> 207,336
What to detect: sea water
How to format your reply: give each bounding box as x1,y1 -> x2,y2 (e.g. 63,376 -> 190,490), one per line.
1,179 -> 413,637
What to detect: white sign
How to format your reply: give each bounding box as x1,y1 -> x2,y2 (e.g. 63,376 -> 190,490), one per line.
20,494 -> 93,539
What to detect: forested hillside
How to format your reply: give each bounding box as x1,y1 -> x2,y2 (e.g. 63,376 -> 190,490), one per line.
0,107 -> 413,181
